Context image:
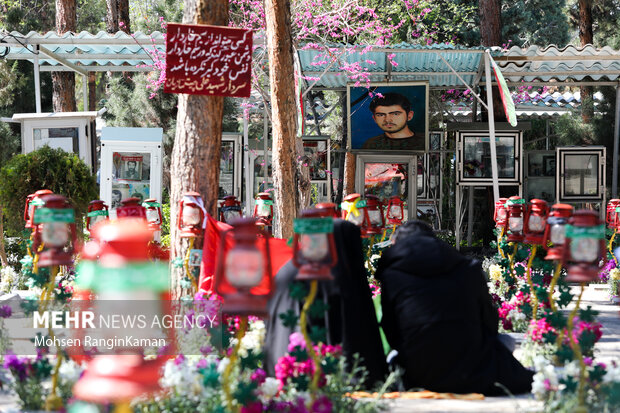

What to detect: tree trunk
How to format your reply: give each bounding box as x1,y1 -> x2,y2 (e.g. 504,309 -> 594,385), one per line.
579,0 -> 594,123
343,152 -> 356,195
106,0 -> 119,33
52,0 -> 76,113
265,0 -> 298,239
118,0 -> 131,33
479,0 -> 505,122
169,0 -> 227,298
88,72 -> 97,111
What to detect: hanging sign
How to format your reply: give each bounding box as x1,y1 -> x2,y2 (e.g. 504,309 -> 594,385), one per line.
164,23 -> 252,97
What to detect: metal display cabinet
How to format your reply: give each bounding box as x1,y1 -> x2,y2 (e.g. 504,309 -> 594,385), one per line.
456,130 -> 523,184
99,127 -> 163,218
13,111 -> 99,169
355,154 -> 417,222
556,146 -> 606,204
303,136 -> 331,204
525,150 -> 556,204
219,133 -> 243,201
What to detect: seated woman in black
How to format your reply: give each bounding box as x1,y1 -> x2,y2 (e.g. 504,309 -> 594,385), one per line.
263,219 -> 388,386
375,220 -> 533,395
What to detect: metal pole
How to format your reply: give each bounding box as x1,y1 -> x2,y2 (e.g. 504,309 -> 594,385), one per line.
484,51 -> 500,203
82,74 -> 88,112
612,86 -> 620,199
243,108 -> 251,216
467,186 -> 474,246
34,46 -> 41,113
455,185 -> 461,250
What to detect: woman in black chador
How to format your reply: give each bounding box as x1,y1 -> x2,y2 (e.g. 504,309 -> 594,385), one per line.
375,220 -> 534,395
263,219 -> 388,386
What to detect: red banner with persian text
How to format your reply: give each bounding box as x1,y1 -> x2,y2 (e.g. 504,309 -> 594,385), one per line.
164,23 -> 252,97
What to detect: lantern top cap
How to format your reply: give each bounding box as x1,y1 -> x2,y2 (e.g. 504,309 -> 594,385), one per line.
552,203 -> 574,211
144,198 -> 157,203
184,191 -> 202,197
571,209 -> 600,220
121,197 -> 141,205
89,199 -> 106,206
224,195 -> 238,201
34,189 -> 53,197
609,199 -> 620,204
343,193 -> 361,202
92,218 -> 153,244
316,202 -> 337,208
256,192 -> 272,199
299,208 -> 328,218
40,193 -> 69,206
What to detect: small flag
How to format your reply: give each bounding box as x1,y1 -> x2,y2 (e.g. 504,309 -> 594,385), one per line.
490,57 -> 517,127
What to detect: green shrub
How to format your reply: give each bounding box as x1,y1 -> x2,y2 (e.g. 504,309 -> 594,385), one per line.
0,146 -> 98,236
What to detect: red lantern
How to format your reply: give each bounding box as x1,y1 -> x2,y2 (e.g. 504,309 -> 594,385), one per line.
524,199 -> 549,245
177,191 -> 206,238
292,209 -> 337,281
253,192 -> 274,227
563,210 -> 606,283
73,219 -> 172,404
364,195 -> 385,235
220,195 -> 243,223
504,196 -> 526,243
542,203 -> 574,261
32,194 -> 77,267
116,197 -> 146,220
386,196 -> 405,225
606,199 -> 620,229
214,218 -> 273,316
24,189 -> 53,229
493,197 -> 509,229
86,200 -> 109,234
142,198 -> 163,231
341,193 -> 370,233
315,202 -> 339,218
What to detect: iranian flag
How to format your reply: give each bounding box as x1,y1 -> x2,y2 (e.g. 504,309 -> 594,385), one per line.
490,57 -> 517,127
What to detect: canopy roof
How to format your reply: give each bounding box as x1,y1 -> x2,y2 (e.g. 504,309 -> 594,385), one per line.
0,30 -> 165,73
2,30 -> 619,87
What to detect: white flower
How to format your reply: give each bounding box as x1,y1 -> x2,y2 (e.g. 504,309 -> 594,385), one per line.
533,355 -> 550,371
58,359 -> 83,384
603,363 -> 620,383
260,377 -> 279,398
563,361 -> 580,378
217,357 -> 230,374
531,372 -> 547,398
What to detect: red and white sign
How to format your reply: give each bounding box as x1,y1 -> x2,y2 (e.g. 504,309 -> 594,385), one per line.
164,23 -> 252,97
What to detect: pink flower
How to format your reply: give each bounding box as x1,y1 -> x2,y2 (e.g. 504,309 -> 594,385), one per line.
311,395 -> 333,413
241,401 -> 263,413
287,332 -> 306,352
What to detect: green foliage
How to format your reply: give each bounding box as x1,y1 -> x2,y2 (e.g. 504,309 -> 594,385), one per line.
279,309 -> 299,328
160,202 -> 171,247
554,113 -> 597,146
0,146 -> 98,236
502,0 -> 570,47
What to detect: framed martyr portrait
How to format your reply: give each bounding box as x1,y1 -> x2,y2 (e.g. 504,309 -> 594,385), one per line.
347,81 -> 429,153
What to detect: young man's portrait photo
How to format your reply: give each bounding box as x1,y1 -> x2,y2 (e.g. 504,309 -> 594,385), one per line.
348,82 -> 428,152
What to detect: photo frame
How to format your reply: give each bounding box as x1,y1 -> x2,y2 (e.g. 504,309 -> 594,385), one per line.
543,155 -> 556,177
188,249 -> 202,267
120,155 -> 143,181
348,82 -> 429,152
302,138 -> 329,180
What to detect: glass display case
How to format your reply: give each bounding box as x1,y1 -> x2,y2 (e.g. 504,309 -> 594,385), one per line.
556,146 -> 606,202
356,154 -> 417,222
13,111 -> 99,169
303,136 -> 331,204
100,127 -> 163,218
219,133 -> 242,200
457,131 -> 522,183
525,151 -> 555,203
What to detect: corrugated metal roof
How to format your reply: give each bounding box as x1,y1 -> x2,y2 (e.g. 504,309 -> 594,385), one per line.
495,44 -> 620,82
0,30 -> 165,71
297,43 -> 490,88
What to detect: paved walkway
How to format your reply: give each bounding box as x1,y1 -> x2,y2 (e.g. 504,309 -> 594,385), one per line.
0,285 -> 619,412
